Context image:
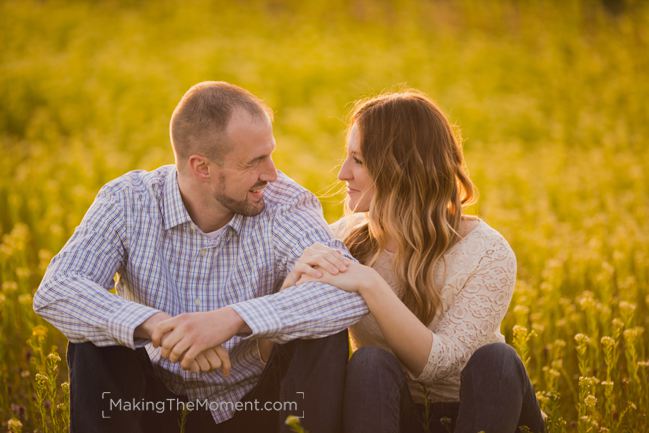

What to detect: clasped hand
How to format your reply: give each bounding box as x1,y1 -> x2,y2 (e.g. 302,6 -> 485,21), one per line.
143,307 -> 242,376
282,242 -> 379,293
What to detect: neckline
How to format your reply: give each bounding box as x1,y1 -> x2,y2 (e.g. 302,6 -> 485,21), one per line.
383,218 -> 484,256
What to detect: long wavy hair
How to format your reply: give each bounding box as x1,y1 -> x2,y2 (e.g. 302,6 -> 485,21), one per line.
344,90 -> 476,324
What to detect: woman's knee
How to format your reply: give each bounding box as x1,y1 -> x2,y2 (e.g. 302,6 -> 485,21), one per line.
462,343 -> 524,379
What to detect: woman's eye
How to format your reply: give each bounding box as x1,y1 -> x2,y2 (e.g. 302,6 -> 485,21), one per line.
353,157 -> 363,165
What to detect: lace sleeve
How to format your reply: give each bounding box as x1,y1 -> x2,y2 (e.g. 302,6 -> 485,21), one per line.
329,213 -> 366,241
412,236 -> 517,383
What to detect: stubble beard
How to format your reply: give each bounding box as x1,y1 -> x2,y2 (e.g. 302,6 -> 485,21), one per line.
214,173 -> 267,217
215,191 -> 265,217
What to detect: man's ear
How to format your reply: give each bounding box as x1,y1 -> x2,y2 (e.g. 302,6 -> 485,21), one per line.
188,155 -> 211,180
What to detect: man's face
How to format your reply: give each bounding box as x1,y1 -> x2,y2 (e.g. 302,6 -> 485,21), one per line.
210,109 -> 277,217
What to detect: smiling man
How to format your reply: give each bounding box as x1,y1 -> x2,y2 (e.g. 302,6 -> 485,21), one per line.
33,81 -> 368,433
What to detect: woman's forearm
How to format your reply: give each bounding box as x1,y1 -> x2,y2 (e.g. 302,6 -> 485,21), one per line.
359,274 -> 433,377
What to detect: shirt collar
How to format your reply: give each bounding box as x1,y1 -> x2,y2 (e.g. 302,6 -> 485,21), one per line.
162,167 -> 192,230
162,166 -> 244,236
226,213 -> 243,236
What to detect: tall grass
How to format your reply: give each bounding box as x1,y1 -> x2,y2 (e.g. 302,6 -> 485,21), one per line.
1,0 -> 648,431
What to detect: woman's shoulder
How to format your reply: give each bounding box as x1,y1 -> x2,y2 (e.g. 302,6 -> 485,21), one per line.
458,218 -> 516,267
329,213 -> 367,240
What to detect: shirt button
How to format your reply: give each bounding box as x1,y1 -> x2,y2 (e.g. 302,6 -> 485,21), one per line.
194,297 -> 201,307
199,248 -> 207,257
190,225 -> 196,233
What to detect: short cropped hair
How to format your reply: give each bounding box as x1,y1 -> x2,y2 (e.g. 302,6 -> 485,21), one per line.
170,81 -> 272,163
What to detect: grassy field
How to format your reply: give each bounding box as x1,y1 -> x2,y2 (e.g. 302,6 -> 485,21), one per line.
1,0 -> 648,431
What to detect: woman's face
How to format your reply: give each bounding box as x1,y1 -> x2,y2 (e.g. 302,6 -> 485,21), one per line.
338,123 -> 374,212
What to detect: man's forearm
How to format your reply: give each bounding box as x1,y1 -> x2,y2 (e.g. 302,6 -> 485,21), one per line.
230,281 -> 369,343
34,273 -> 161,349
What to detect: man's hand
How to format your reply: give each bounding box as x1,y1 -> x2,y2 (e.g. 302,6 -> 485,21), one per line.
186,346 -> 232,375
135,311 -> 172,340
151,307 -> 245,371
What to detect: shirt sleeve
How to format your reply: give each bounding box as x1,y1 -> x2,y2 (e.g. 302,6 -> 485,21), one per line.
230,189 -> 369,343
410,236 -> 517,384
33,185 -> 161,349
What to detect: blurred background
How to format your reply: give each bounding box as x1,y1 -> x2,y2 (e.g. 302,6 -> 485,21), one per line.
1,0 -> 648,431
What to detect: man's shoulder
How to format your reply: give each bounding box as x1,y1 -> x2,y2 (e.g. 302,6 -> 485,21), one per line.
98,165 -> 172,206
263,170 -> 319,211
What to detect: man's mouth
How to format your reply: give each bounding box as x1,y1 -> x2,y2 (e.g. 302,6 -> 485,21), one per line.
249,183 -> 267,200
249,183 -> 267,193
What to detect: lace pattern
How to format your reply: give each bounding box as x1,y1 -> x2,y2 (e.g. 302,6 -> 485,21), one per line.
331,215 -> 516,403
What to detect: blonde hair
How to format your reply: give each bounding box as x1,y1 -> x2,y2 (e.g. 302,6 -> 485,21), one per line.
344,90 -> 476,324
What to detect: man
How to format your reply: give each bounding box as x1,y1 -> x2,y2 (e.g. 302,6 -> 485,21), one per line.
33,81 -> 368,433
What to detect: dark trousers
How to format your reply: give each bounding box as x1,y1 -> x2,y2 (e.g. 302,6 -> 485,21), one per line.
343,343 -> 546,433
66,330 -> 349,433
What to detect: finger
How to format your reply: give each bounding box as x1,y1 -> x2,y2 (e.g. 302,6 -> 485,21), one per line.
293,262 -> 322,279
214,346 -> 232,377
301,243 -> 330,262
194,353 -> 211,372
303,254 -> 339,275
203,348 -> 223,371
323,251 -> 349,272
312,271 -> 336,286
152,318 -> 178,346
190,360 -> 200,373
160,329 -> 182,352
169,337 -> 191,364
181,345 -> 204,371
281,273 -> 297,289
302,243 -> 324,256
160,329 -> 183,360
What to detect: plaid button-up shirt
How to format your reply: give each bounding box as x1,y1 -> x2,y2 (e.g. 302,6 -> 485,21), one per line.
34,164 -> 368,424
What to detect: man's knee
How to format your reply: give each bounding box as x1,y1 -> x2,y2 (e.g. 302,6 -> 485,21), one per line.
286,329 -> 349,361
348,346 -> 401,376
67,341 -> 152,390
67,341 -> 145,367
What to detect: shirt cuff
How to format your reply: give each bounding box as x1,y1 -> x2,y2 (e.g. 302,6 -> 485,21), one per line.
230,296 -> 283,339
106,301 -> 161,349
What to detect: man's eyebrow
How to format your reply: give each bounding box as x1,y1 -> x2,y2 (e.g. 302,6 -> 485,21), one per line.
247,154 -> 268,164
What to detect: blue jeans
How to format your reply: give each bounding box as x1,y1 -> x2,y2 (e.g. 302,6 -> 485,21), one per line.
66,330 -> 350,433
343,343 -> 546,433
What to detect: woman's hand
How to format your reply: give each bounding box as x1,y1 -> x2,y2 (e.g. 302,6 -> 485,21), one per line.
281,242 -> 351,289
302,261 -> 381,294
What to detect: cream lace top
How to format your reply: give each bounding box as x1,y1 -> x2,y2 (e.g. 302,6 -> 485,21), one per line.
330,215 -> 517,404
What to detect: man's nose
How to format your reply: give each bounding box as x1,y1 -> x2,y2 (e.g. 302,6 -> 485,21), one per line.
260,158 -> 278,183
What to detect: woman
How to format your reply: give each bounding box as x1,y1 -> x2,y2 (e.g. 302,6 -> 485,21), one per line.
261,90 -> 545,433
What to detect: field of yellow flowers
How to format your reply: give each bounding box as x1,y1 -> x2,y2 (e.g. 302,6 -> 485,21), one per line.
1,0 -> 648,431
